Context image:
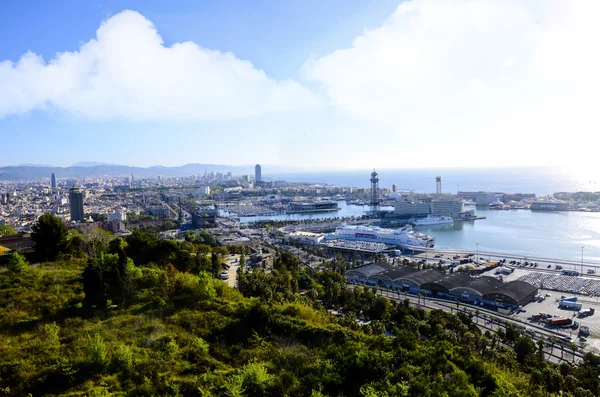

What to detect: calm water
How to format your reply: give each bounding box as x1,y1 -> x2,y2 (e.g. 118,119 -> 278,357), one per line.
424,208 -> 600,263
241,202 -> 600,263
270,167 -> 598,196
242,168 -> 600,262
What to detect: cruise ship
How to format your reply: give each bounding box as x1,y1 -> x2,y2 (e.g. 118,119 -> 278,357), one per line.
327,225 -> 435,248
412,215 -> 453,226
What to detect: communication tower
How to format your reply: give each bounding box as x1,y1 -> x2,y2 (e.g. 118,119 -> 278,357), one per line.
370,170 -> 380,211
436,176 -> 442,196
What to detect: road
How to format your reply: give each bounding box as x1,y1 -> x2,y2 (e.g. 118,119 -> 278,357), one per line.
351,283 -> 583,364
409,247 -> 600,271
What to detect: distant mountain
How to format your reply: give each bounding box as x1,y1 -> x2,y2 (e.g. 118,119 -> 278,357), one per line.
71,162 -> 123,167
13,163 -> 55,168
0,163 -> 282,181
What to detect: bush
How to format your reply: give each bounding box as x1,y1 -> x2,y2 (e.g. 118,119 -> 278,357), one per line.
87,333 -> 111,370
114,344 -> 134,372
165,339 -> 180,358
192,337 -> 210,354
7,252 -> 29,273
40,322 -> 61,352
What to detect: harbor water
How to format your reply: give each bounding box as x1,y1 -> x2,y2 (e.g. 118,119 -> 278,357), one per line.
240,202 -> 600,263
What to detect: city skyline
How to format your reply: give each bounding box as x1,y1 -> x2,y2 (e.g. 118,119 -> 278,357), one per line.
1,0 -> 599,170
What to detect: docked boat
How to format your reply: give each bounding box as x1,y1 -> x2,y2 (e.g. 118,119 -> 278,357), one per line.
412,215 -> 453,226
489,199 -> 507,209
326,225 -> 435,248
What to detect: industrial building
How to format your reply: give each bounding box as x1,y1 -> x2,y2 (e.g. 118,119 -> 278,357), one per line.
367,266 -> 420,288
345,264 -> 538,309
345,262 -> 392,284
481,280 -> 538,307
449,276 -> 503,303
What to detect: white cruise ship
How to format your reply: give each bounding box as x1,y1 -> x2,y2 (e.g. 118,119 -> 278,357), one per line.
327,225 -> 435,248
412,215 -> 453,226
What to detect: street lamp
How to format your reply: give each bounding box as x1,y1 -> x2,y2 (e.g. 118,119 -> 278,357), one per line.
581,246 -> 584,275
476,243 -> 479,265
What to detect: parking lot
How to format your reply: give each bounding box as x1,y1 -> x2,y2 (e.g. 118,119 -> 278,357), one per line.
513,288 -> 600,352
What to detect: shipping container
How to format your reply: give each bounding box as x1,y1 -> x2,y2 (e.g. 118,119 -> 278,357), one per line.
546,317 -> 572,326
560,296 -> 578,302
559,301 -> 582,311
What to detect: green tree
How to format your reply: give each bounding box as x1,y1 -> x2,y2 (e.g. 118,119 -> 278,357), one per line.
184,230 -> 199,243
31,213 -> 70,261
211,253 -> 221,277
198,271 -> 217,301
514,336 -> 536,364
7,252 -> 29,273
83,252 -> 131,308
0,224 -> 17,237
239,252 -> 246,267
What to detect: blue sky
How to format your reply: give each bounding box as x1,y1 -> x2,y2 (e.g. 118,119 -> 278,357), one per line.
1,1 -> 598,169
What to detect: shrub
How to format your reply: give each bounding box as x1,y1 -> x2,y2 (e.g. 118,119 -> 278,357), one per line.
192,337 -> 210,354
165,339 -> 180,358
40,322 -> 61,352
7,252 -> 29,273
87,333 -> 111,369
114,344 -> 134,372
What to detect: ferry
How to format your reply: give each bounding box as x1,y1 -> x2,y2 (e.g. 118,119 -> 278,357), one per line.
326,225 -> 435,248
411,215 -> 453,226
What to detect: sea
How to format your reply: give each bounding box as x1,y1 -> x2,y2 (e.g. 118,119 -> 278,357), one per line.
240,167 -> 600,263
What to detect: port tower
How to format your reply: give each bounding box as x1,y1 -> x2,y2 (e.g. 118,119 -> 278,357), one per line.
436,176 -> 442,196
370,170 -> 379,211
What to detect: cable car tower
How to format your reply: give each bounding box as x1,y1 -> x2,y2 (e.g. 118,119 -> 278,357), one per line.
370,170 -> 380,212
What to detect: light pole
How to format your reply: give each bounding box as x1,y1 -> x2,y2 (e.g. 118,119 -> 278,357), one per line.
581,246 -> 584,275
476,243 -> 479,265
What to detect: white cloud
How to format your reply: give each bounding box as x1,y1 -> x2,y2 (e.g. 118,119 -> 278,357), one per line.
302,0 -> 600,166
0,10 -> 321,120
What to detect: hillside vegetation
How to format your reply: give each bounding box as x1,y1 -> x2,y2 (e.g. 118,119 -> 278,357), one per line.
1,217 -> 600,396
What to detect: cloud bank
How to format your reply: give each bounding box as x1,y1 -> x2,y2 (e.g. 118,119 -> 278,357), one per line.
303,0 -> 600,155
0,10 -> 320,120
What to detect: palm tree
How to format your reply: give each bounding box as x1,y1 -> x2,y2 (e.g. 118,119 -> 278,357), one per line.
537,338 -> 545,361
570,343 -> 578,363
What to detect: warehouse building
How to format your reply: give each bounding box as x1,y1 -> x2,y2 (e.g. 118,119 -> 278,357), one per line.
449,276 -> 503,304
420,273 -> 473,298
394,269 -> 445,294
482,280 -> 538,308
369,266 -> 420,288
345,264 -> 537,309
345,262 -> 391,285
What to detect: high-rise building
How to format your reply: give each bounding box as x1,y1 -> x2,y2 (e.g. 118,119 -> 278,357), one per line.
51,173 -> 57,189
69,186 -> 85,223
392,184 -> 398,193
255,164 -> 262,182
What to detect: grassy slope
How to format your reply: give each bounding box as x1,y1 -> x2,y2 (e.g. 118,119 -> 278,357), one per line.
0,262 -> 546,396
